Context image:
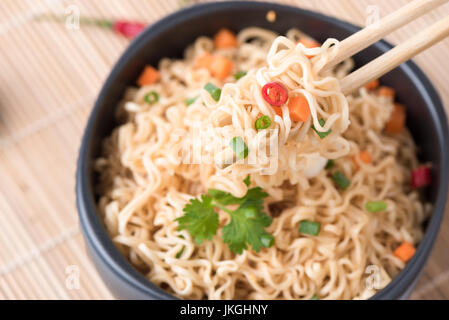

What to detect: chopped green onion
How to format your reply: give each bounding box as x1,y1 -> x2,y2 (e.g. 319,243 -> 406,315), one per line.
144,91 -> 159,104
325,159 -> 335,170
365,201 -> 387,212
204,82 -> 221,101
312,118 -> 331,139
244,175 -> 251,187
230,136 -> 249,159
255,115 -> 271,130
332,171 -> 350,190
234,71 -> 247,80
260,234 -> 275,248
299,220 -> 321,236
311,295 -> 319,300
185,96 -> 198,106
175,246 -> 185,258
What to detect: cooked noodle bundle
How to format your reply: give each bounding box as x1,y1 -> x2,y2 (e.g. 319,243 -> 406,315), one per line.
95,27 -> 429,300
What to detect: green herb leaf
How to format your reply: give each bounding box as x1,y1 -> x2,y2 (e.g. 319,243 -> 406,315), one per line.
185,96 -> 198,106
208,189 -> 243,205
311,295 -> 319,300
312,118 -> 331,139
230,136 -> 249,159
208,186 -> 267,207
204,82 -> 221,101
175,195 -> 219,245
332,171 -> 350,190
365,201 -> 387,212
222,195 -> 273,254
299,220 -> 321,236
255,115 -> 271,130
176,187 -> 273,254
260,233 -> 275,248
244,187 -> 269,204
144,91 -> 159,104
234,71 -> 247,81
243,175 -> 251,187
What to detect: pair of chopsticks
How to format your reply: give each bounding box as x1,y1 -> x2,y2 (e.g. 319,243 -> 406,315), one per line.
322,0 -> 449,95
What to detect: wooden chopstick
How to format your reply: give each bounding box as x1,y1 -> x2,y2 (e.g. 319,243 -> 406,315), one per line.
340,15 -> 449,95
321,0 -> 448,73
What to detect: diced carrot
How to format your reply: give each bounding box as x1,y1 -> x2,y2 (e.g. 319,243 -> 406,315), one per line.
299,38 -> 320,48
195,52 -> 213,69
359,151 -> 371,164
298,38 -> 320,59
352,151 -> 371,169
288,95 -> 310,122
209,55 -> 233,81
378,86 -> 395,99
385,103 -> 406,135
394,242 -> 416,262
137,66 -> 160,87
195,53 -> 233,81
272,106 -> 283,117
214,28 -> 238,49
365,79 -> 379,90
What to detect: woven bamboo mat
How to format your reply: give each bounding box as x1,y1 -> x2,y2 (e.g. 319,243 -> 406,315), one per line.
0,0 -> 448,300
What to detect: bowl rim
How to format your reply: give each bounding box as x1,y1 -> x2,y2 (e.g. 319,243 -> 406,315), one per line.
76,0 -> 449,300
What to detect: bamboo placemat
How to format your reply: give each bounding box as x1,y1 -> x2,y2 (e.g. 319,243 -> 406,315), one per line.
0,0 -> 448,300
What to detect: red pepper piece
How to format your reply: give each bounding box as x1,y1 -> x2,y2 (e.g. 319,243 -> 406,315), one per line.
411,165 -> 431,189
113,21 -> 146,39
262,82 -> 288,106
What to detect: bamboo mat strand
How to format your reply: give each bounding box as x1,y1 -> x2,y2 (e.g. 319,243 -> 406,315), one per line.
0,0 -> 448,300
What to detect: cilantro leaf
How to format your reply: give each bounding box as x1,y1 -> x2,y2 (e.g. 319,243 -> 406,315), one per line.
244,187 -> 268,204
222,200 -> 273,254
176,187 -> 274,254
208,189 -> 242,205
243,175 -> 251,187
221,188 -> 272,254
208,187 -> 268,207
175,195 -> 219,245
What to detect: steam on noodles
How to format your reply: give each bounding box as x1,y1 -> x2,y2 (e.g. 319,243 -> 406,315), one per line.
95,27 -> 431,300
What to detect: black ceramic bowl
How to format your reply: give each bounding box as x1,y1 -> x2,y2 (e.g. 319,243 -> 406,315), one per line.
76,1 -> 449,300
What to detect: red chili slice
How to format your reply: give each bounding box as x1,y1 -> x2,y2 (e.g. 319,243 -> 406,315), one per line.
411,165 -> 431,189
262,82 -> 288,106
113,21 -> 146,39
